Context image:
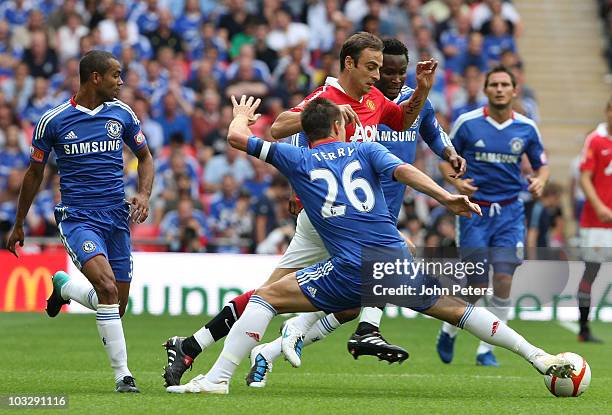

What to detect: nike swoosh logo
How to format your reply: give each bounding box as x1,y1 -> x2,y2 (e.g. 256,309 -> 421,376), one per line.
224,319 -> 231,330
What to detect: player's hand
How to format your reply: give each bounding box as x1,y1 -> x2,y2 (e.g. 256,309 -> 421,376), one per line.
443,147 -> 466,178
6,224 -> 25,258
231,95 -> 262,125
129,193 -> 149,224
453,178 -> 478,196
527,176 -> 544,198
595,204 -> 612,223
443,194 -> 482,218
415,59 -> 438,91
338,104 -> 361,127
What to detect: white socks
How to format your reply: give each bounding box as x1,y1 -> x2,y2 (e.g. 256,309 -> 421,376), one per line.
96,304 -> 132,382
61,278 -> 98,310
206,296 -> 277,384
359,307 -> 383,327
193,326 -> 215,350
476,295 -> 511,355
460,304 -> 539,362
258,312 -> 341,362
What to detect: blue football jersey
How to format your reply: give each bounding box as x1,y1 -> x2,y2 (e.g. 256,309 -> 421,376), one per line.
376,86 -> 451,221
30,98 -> 147,208
450,107 -> 546,202
247,136 -> 406,270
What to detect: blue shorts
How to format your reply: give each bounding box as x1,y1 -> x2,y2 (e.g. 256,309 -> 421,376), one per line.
297,256 -> 438,313
457,199 -> 525,284
55,201 -> 133,283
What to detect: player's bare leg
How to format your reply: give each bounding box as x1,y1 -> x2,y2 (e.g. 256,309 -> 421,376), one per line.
167,273 -> 320,394
577,262 -> 603,343
162,267 -> 299,386
424,296 -> 573,378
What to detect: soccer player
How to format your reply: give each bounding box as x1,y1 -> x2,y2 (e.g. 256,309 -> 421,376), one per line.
575,95 -> 612,343
435,65 -> 549,367
166,95 -> 572,394
6,50 -> 154,393
162,33 -> 463,386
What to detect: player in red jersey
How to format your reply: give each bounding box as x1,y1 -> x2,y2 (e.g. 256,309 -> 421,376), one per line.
576,95 -> 612,343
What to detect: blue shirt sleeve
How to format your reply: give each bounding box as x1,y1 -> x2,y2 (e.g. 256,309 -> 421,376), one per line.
30,114 -> 55,164
122,106 -> 147,153
419,99 -> 451,159
362,142 -> 404,181
524,125 -> 546,170
449,119 -> 467,154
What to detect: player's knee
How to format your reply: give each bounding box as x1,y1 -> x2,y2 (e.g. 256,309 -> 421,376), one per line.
93,278 -> 118,303
334,307 -> 360,323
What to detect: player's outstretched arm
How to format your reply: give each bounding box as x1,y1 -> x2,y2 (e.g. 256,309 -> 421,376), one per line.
228,95 -> 262,151
394,163 -> 481,218
439,161 -> 478,196
270,110 -> 302,140
7,162 -> 45,257
130,145 -> 154,224
398,60 -> 437,130
442,147 -> 466,178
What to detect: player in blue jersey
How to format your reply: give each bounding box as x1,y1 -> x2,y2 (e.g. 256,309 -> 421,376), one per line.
347,38 -> 466,362
166,95 -> 572,394
435,65 -> 550,367
7,51 -> 154,393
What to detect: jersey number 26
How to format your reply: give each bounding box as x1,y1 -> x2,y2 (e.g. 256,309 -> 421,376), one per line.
310,160 -> 375,218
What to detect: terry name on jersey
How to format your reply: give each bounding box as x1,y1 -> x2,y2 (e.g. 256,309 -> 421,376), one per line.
63,139 -> 122,155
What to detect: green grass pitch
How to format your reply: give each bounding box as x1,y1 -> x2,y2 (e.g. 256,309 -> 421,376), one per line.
1,313 -> 609,414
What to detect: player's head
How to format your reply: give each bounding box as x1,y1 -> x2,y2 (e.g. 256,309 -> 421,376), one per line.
483,65 -> 517,109
339,32 -> 384,95
301,98 -> 345,143
79,50 -> 123,101
376,38 -> 409,100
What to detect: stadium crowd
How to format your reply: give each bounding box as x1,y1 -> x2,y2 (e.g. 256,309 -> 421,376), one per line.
0,0 -> 557,254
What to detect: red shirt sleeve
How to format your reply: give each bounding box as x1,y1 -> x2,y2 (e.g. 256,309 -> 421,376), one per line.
579,132 -> 598,172
289,86 -> 326,113
379,94 -> 404,131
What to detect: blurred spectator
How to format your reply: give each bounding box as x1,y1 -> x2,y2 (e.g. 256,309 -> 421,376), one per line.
472,0 -> 522,36
439,12 -> 471,78
0,124 -> 28,189
482,16 -> 516,67
174,0 -> 205,51
133,97 -> 164,156
98,0 -> 139,46
527,182 -> 563,249
146,8 -> 184,57
457,32 -> 488,75
160,197 -> 209,252
1,0 -> 32,27
134,0 -> 161,34
2,62 -> 34,113
155,92 -> 193,145
252,18 -> 279,72
253,174 -> 289,245
22,77 -> 55,126
11,9 -> 52,51
218,0 -> 254,42
266,7 -> 310,53
0,168 -> 24,244
22,30 -> 58,79
203,144 -> 254,193
243,158 -> 272,201
451,65 -> 487,121
56,12 -> 89,63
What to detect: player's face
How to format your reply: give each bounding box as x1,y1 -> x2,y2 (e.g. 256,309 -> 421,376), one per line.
347,48 -> 383,95
99,59 -> 123,101
376,53 -> 408,100
484,72 -> 515,109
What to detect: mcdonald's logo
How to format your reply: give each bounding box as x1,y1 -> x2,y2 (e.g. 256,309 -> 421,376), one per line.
3,266 -> 53,311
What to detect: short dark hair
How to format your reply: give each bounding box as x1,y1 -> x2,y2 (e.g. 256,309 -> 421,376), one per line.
484,65 -> 517,88
382,38 -> 409,64
79,50 -> 117,84
300,98 -> 342,142
339,32 -> 383,71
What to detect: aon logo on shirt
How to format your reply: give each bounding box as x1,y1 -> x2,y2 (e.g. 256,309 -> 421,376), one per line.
350,125 -> 378,142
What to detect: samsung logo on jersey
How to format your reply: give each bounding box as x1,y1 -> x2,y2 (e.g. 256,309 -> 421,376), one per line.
475,152 -> 519,164
63,140 -> 122,155
377,130 -> 417,142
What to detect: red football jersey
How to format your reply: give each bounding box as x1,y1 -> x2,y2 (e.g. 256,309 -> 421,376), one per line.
580,123 -> 612,228
290,77 -> 405,142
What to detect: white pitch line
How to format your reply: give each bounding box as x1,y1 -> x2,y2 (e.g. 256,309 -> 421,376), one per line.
301,372 -> 527,380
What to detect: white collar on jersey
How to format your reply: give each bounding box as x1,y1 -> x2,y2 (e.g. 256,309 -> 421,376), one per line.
324,76 -> 364,103
70,97 -> 105,116
596,122 -> 612,139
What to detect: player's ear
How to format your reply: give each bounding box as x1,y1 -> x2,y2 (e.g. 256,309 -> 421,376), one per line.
345,56 -> 354,71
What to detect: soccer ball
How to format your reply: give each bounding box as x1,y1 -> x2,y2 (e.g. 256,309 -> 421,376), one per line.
544,352 -> 591,397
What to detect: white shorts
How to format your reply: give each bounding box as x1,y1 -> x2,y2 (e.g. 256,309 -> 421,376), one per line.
276,210 -> 330,269
580,227 -> 612,263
